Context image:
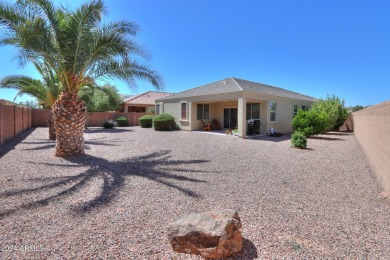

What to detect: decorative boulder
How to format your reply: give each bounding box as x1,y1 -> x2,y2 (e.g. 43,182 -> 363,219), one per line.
167,209 -> 243,259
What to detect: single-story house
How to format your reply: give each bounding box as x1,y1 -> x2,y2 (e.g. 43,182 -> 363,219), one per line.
120,91 -> 172,113
155,77 -> 315,137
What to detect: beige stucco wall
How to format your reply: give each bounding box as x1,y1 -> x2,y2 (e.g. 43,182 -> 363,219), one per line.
246,92 -> 313,133
353,100 -> 390,193
160,91 -> 313,135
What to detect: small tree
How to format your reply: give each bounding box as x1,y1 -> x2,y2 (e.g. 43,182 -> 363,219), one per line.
18,100 -> 39,108
292,109 -> 328,137
311,94 -> 348,131
351,105 -> 365,112
79,85 -> 123,112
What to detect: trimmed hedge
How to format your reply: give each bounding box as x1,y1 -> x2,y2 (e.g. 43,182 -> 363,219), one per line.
139,115 -> 154,128
291,131 -> 307,149
153,113 -> 175,131
115,116 -> 129,127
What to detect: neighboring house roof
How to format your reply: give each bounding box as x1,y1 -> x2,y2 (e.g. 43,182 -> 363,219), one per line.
121,94 -> 135,101
124,91 -> 172,105
157,77 -> 315,102
0,99 -> 16,105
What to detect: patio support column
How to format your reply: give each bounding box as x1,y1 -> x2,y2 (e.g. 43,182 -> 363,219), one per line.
188,101 -> 192,128
124,104 -> 128,113
237,97 -> 247,138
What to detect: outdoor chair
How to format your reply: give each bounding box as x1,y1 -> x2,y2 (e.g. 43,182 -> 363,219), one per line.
211,119 -> 220,130
200,120 -> 211,131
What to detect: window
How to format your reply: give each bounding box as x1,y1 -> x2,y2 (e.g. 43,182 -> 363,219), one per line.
197,104 -> 209,120
270,101 -> 276,121
302,105 -> 309,111
155,104 -> 160,115
293,104 -> 298,117
181,103 -> 187,120
246,103 -> 260,120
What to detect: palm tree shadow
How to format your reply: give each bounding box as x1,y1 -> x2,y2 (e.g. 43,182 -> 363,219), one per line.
0,150 -> 209,218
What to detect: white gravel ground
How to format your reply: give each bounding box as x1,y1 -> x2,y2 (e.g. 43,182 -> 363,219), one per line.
0,127 -> 389,259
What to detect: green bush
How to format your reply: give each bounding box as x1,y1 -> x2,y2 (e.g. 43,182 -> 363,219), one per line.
139,115 -> 154,128
292,110 -> 328,137
291,131 -> 307,149
311,94 -> 348,131
102,120 -> 116,129
115,116 -> 129,126
153,113 -> 175,131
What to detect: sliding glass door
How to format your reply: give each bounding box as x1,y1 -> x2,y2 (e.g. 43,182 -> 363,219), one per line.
223,108 -> 238,129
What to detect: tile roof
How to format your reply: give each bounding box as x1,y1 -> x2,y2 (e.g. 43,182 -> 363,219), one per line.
124,91 -> 172,105
0,99 -> 17,105
121,94 -> 135,101
157,77 -> 315,102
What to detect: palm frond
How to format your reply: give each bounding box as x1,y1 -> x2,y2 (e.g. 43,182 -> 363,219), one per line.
94,59 -> 163,90
0,75 -> 47,101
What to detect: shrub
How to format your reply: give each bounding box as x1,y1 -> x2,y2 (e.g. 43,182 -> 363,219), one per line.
153,113 -> 175,131
292,110 -> 328,137
291,131 -> 307,149
311,94 -> 348,131
115,116 -> 129,126
102,120 -> 116,129
139,115 -> 154,128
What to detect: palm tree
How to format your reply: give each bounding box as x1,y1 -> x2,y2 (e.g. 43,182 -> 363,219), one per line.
0,61 -> 61,140
0,62 -> 124,139
0,0 -> 162,156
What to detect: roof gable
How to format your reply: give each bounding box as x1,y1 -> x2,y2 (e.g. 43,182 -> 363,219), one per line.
158,78 -> 242,100
232,78 -> 315,101
125,91 -> 172,105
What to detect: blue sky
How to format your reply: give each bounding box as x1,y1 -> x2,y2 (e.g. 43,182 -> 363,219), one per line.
0,0 -> 389,106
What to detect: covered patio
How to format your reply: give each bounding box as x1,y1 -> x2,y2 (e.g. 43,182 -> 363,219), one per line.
187,97 -> 268,138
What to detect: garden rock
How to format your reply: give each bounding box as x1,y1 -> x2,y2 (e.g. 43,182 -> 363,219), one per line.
167,209 -> 243,259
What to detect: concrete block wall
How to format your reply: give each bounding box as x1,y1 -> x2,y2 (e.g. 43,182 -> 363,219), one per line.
31,109 -> 152,127
32,109 -> 51,127
1,106 -> 152,146
353,100 -> 390,192
0,104 -> 32,146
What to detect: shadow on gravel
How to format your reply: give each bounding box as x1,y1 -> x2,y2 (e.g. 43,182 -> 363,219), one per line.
22,139 -> 124,151
85,128 -> 133,133
0,150 -> 209,218
0,128 -> 35,159
323,132 -> 353,136
310,136 -> 345,141
249,134 -> 291,143
230,238 -> 258,259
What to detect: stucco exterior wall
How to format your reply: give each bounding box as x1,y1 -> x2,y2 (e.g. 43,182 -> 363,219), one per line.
246,92 -> 313,133
159,91 -> 313,134
353,100 -> 390,192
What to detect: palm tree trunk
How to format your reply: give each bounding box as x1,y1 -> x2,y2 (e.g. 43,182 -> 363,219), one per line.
52,92 -> 86,157
48,110 -> 56,140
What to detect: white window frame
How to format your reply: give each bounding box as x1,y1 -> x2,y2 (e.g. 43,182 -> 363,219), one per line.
293,103 -> 299,117
269,101 -> 277,122
155,104 -> 160,115
180,101 -> 187,120
246,102 -> 261,120
197,104 -> 209,120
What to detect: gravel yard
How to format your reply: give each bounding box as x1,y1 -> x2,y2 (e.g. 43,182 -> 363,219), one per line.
0,127 -> 389,259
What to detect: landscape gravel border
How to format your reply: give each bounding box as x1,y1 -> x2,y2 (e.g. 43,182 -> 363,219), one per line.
0,127 -> 389,259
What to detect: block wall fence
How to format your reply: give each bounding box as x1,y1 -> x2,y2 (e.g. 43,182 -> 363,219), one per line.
353,100 -> 390,193
0,104 -> 32,146
0,105 -> 152,146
